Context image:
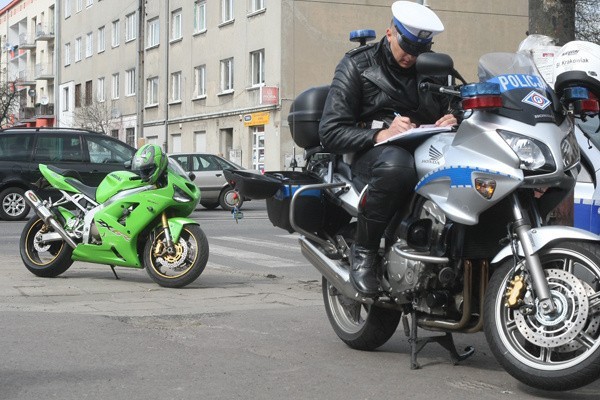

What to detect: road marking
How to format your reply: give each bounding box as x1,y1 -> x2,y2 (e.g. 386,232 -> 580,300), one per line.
208,243 -> 304,268
211,236 -> 299,251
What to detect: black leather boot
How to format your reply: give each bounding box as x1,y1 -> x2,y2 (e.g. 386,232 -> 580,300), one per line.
349,214 -> 388,297
350,244 -> 380,297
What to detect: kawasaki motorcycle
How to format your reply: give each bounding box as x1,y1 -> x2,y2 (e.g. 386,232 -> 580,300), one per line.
227,49 -> 600,390
20,144 -> 209,288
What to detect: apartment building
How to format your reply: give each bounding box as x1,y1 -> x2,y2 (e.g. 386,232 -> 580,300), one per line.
0,0 -> 56,127
1,0 -> 528,170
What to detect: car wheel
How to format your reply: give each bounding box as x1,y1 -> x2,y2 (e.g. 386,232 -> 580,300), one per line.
219,186 -> 243,211
0,187 -> 31,221
200,201 -> 219,210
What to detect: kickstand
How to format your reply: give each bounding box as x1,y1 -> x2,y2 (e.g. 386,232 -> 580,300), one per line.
402,310 -> 475,370
109,265 -> 120,280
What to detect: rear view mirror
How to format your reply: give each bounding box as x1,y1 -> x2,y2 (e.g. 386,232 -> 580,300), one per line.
416,53 -> 454,76
124,160 -> 132,170
188,172 -> 196,181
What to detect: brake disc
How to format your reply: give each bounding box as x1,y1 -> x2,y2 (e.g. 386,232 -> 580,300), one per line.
33,231 -> 51,252
156,238 -> 189,272
555,281 -> 600,353
514,269 -> 589,348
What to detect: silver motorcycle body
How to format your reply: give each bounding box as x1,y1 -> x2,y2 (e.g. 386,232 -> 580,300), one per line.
286,51 -> 600,391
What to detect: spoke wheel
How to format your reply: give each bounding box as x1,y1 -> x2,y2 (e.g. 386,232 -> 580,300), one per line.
19,216 -> 73,277
0,187 -> 30,221
144,224 -> 209,288
484,240 -> 600,391
322,276 -> 401,350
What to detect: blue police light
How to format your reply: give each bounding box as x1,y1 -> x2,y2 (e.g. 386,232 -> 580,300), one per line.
460,83 -> 501,98
563,86 -> 590,101
349,30 -> 377,45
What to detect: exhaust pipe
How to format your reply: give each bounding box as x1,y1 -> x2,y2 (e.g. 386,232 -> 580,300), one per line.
299,237 -> 373,304
24,190 -> 78,249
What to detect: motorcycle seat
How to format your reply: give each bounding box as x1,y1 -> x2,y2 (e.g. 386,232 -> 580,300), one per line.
336,158 -> 366,192
64,178 -> 97,201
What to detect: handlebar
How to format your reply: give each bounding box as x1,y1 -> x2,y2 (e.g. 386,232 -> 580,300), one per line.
419,82 -> 461,97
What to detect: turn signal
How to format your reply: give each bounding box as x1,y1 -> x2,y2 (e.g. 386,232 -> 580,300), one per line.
475,178 -> 496,199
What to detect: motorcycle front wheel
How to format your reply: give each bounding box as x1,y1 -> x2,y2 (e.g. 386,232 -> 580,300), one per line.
20,216 -> 74,277
484,240 -> 600,391
322,277 -> 401,350
143,224 -> 209,288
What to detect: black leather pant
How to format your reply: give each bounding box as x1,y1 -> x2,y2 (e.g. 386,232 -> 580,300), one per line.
351,144 -> 416,248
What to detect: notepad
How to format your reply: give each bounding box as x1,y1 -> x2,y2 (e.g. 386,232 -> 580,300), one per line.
375,125 -> 453,146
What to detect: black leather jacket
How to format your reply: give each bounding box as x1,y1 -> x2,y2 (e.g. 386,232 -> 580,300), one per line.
319,37 -> 451,154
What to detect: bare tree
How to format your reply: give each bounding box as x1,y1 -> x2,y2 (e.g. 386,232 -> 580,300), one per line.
72,99 -> 114,134
0,78 -> 21,128
575,0 -> 600,44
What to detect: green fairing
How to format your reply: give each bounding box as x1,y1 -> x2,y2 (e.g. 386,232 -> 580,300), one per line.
96,170 -> 146,203
71,168 -> 200,268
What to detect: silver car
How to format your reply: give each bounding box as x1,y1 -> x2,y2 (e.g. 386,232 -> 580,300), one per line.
170,153 -> 247,210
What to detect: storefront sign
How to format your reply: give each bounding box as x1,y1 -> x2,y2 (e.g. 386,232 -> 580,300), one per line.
260,86 -> 279,105
243,111 -> 270,127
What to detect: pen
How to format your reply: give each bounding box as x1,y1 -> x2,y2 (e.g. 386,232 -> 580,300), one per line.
394,112 -> 402,118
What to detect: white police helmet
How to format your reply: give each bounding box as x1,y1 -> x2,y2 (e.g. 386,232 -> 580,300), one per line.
554,40 -> 600,99
391,1 -> 444,56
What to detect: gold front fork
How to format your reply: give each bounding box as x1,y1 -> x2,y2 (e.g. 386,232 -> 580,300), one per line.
161,212 -> 175,254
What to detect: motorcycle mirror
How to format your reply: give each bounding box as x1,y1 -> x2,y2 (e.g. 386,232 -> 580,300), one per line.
416,53 -> 454,76
123,160 -> 132,170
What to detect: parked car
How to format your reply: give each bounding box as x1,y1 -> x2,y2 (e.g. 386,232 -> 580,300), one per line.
169,152 -> 252,211
0,127 -> 136,221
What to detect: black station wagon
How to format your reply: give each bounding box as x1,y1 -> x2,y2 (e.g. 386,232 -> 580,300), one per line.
0,127 -> 136,220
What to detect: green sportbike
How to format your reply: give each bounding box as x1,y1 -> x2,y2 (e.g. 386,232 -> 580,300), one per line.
20,144 -> 209,288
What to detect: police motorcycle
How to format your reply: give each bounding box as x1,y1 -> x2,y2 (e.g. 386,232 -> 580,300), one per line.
225,42 -> 600,390
20,144 -> 209,288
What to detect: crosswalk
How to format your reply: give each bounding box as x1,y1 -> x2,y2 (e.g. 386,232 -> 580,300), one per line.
207,235 -> 309,269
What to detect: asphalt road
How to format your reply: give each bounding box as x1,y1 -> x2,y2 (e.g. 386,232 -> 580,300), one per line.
1,202 -> 600,400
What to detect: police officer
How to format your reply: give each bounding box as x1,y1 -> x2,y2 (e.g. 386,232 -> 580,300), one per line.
319,1 -> 458,297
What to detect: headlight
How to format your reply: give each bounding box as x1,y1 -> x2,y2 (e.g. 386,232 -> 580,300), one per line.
173,186 -> 192,203
560,129 -> 580,169
497,130 -> 555,173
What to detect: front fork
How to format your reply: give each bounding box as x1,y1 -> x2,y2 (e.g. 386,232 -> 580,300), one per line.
511,193 -> 556,314
161,212 -> 176,255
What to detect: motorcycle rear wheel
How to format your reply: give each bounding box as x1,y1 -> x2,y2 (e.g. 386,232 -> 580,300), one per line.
144,224 -> 209,288
484,240 -> 600,391
20,216 -> 73,277
322,276 -> 401,350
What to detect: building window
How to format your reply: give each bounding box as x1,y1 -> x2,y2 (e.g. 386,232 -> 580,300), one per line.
97,77 -> 105,102
86,32 -> 93,57
221,0 -> 233,23
249,0 -> 265,13
194,65 -> 206,97
112,20 -> 120,47
125,12 -> 137,42
112,73 -> 120,99
75,37 -> 82,61
126,68 -> 136,96
64,0 -> 72,18
75,83 -> 82,107
125,128 -> 135,147
110,129 -> 119,138
220,58 -> 234,92
98,26 -> 105,52
64,43 -> 71,66
252,125 -> 265,172
250,49 -> 264,87
194,1 -> 206,33
171,71 -> 181,102
147,77 -> 159,105
147,17 -> 159,47
76,0 -> 83,12
62,87 -> 70,111
171,9 -> 182,40
85,80 -> 93,105
86,0 -> 93,7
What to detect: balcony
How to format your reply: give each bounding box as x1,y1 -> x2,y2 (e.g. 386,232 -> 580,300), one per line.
35,103 -> 54,117
18,33 -> 36,49
18,69 -> 36,86
20,107 -> 35,119
35,24 -> 54,42
34,63 -> 54,80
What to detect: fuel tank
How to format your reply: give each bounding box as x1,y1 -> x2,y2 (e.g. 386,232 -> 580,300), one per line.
96,171 -> 146,203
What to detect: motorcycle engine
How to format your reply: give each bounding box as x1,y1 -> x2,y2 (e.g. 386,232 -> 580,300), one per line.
385,200 -> 458,315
